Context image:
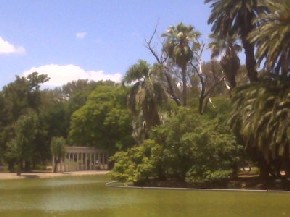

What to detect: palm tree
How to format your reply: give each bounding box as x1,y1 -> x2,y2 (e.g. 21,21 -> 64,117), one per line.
123,60 -> 168,143
249,0 -> 290,76
162,23 -> 201,106
231,79 -> 290,177
209,34 -> 241,88
205,0 -> 268,82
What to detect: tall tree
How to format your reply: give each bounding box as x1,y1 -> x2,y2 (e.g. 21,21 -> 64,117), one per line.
249,0 -> 290,76
162,23 -> 201,105
123,60 -> 169,143
5,111 -> 38,175
205,0 -> 267,82
231,79 -> 290,178
69,83 -> 134,153
51,136 -> 66,173
1,73 -> 50,170
209,34 -> 241,88
62,79 -> 98,114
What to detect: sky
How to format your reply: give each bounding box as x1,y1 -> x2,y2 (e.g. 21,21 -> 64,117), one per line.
0,0 -> 212,88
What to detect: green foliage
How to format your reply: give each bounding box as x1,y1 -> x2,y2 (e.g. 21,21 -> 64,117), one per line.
4,111 -> 38,174
208,34 -> 241,88
186,168 -> 232,185
50,136 -> 66,159
162,23 -> 201,69
205,0 -> 267,82
248,0 -> 290,75
110,140 -> 162,184
162,23 -> 201,106
69,83 -> 133,153
111,101 -> 242,185
62,79 -> 98,115
124,60 -> 169,144
0,73 -> 51,170
50,136 -> 66,173
231,79 -> 290,165
153,107 -> 241,183
123,60 -> 150,83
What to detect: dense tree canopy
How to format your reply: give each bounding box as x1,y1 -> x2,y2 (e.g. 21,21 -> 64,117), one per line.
123,60 -> 169,143
205,0 -> 267,82
111,101 -> 243,185
249,0 -> 290,76
231,79 -> 290,177
69,83 -> 134,153
209,34 -> 241,88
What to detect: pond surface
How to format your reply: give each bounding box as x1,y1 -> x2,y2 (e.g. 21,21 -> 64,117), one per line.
0,175 -> 289,217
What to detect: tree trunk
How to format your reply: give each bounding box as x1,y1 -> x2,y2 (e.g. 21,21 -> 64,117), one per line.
259,158 -> 269,179
198,95 -> 205,114
281,51 -> 289,77
198,72 -> 206,114
243,39 -> 258,83
284,145 -> 290,178
53,163 -> 58,173
182,66 -> 187,106
164,72 -> 181,106
240,8 -> 258,83
52,156 -> 59,173
16,160 -> 22,176
8,161 -> 15,172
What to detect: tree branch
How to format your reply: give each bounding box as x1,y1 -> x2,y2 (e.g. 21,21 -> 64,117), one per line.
145,27 -> 181,106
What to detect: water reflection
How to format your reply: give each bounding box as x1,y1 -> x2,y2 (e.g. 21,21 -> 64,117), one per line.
0,176 -> 290,217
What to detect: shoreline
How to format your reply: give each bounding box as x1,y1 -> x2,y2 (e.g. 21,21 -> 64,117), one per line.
110,184 -> 290,194
2,171 -> 290,193
0,170 -> 110,180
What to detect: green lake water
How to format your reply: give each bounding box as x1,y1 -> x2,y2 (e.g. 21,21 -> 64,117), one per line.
0,175 -> 289,217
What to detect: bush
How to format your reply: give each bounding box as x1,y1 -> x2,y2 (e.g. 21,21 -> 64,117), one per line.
185,168 -> 232,185
110,140 -> 162,185
111,105 -> 243,186
151,107 -> 242,183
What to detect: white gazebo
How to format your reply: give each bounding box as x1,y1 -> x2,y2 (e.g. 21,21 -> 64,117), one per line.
53,147 -> 109,172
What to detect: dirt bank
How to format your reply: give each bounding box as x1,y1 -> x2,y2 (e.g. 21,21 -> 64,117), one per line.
0,170 -> 110,180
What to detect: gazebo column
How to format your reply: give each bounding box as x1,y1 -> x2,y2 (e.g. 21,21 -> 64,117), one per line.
87,153 -> 90,170
91,152 -> 94,170
52,155 -> 55,172
56,147 -> 109,172
61,158 -> 64,172
97,153 -> 100,169
77,153 -> 80,170
83,153 -> 85,170
92,153 -> 95,170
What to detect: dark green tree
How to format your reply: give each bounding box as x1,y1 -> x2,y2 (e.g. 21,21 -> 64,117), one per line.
5,111 -> 38,175
1,73 -> 50,170
69,83 -> 133,153
249,0 -> 290,76
111,100 -> 242,185
51,136 -> 66,173
162,23 -> 201,106
209,34 -> 241,88
231,79 -> 290,178
205,0 -> 268,82
123,60 -> 169,143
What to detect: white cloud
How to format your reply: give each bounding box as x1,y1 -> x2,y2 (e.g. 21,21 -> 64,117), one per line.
76,32 -> 87,39
22,64 -> 122,88
0,37 -> 26,54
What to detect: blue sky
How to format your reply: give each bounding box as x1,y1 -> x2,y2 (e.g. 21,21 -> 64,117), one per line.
0,1 -> 211,88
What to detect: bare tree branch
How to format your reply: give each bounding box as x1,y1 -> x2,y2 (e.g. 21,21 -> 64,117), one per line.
145,27 -> 181,106
145,27 -> 164,64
